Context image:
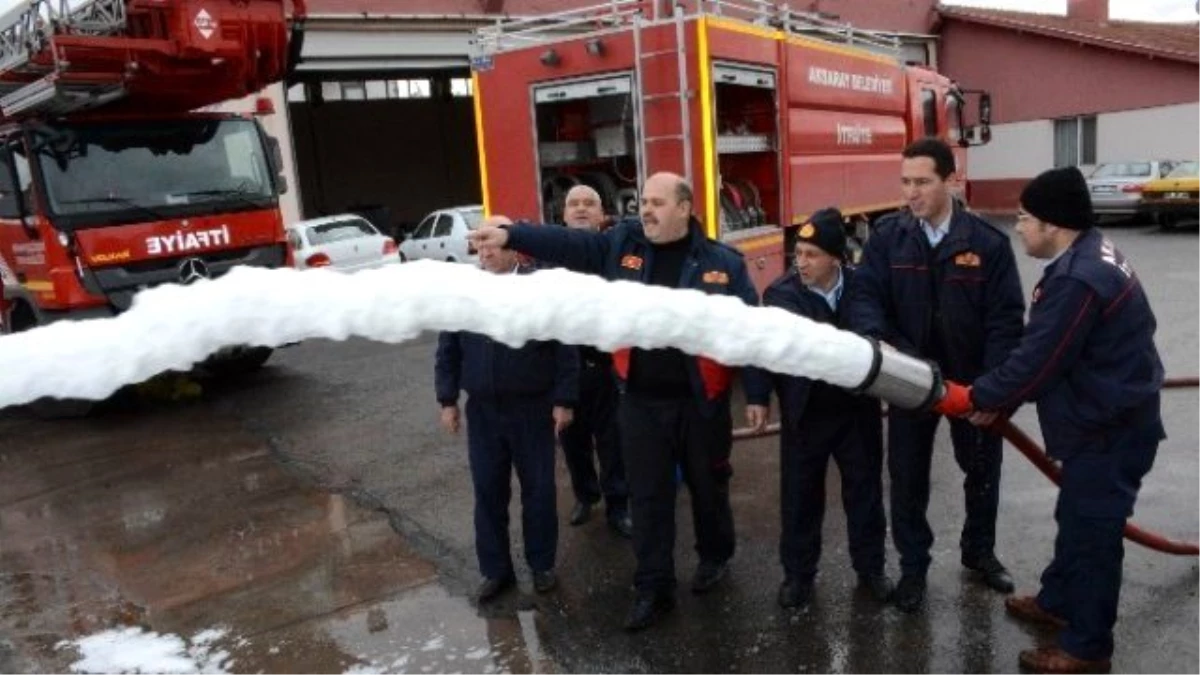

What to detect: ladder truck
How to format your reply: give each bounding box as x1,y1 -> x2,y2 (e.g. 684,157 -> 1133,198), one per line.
470,0 -> 993,292
0,0 -> 306,411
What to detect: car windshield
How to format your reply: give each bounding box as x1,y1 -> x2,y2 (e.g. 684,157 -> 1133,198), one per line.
1091,162 -> 1152,178
1166,161 -> 1198,178
461,208 -> 484,230
306,218 -> 377,245
35,118 -> 276,229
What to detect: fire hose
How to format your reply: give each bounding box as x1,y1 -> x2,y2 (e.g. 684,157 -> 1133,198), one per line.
732,376 -> 1200,556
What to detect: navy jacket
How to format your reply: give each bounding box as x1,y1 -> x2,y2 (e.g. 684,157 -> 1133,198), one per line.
745,267 -> 876,422
971,228 -> 1165,459
847,205 -> 1025,381
434,266 -> 579,408
505,217 -> 758,409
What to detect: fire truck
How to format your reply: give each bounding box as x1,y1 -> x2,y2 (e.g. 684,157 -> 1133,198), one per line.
470,0 -> 993,291
0,0 -> 304,398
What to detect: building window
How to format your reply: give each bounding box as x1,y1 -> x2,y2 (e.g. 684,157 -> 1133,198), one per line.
392,79 -> 432,99
1053,115 -> 1097,167
450,77 -> 474,97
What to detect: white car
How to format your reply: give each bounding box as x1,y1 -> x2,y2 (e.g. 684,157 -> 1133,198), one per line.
399,205 -> 483,264
287,214 -> 400,272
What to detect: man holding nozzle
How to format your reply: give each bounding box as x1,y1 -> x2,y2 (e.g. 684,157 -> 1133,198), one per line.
848,137 -> 1027,613
743,207 -> 892,609
934,166 -> 1165,675
469,171 -> 759,632
557,184 -> 633,538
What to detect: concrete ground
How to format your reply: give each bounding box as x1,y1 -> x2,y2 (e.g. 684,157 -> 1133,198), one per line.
1,219 -> 1196,673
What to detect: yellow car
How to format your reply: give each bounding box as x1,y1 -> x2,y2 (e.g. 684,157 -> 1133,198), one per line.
1138,160 -> 1198,228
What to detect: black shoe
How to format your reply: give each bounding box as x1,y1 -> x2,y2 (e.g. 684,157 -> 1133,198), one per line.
858,573 -> 895,602
623,592 -> 675,632
607,511 -> 633,539
691,560 -> 729,594
569,501 -> 592,526
533,569 -> 558,593
777,578 -> 814,608
963,555 -> 1015,594
476,574 -> 516,604
893,574 -> 926,614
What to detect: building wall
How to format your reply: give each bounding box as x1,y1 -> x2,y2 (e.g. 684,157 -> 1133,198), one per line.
939,21 -> 1199,124
967,103 -> 1200,211
306,0 -> 938,34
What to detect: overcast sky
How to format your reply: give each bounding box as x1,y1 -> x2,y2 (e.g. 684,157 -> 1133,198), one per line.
943,0 -> 1199,22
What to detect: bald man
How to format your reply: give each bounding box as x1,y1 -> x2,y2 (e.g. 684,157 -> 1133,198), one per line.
471,172 -> 758,631
557,185 -> 632,538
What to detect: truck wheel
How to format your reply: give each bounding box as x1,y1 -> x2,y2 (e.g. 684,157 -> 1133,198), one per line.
202,346 -> 274,378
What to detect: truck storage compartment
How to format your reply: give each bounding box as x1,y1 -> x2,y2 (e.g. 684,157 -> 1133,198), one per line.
533,74 -> 640,224
712,62 -> 784,289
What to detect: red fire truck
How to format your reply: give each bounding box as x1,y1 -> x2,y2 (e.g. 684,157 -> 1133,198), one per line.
470,0 -> 992,291
0,0 -> 304,385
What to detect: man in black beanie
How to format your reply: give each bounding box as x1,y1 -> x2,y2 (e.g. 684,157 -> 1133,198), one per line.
745,207 -> 893,609
937,165 -> 1165,673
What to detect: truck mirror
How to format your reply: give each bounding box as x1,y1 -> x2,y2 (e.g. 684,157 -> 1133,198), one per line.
979,93 -> 992,126
276,174 -> 289,195
266,135 -> 284,173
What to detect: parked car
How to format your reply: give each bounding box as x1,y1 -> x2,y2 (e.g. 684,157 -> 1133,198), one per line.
1086,160 -> 1181,218
398,205 -> 484,264
1138,160 -> 1199,229
286,214 -> 401,271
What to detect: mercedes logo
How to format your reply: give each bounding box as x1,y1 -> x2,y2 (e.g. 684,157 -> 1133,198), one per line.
178,257 -> 210,285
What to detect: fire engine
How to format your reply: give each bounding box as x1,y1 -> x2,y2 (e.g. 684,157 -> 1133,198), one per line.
470,0 -> 993,291
0,0 -> 305,404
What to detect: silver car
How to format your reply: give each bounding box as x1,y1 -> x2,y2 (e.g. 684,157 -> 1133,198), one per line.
1087,160 -> 1180,217
287,214 -> 401,271
399,206 -> 484,265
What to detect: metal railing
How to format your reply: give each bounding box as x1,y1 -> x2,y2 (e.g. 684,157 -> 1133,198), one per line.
0,0 -> 127,75
472,0 -> 900,57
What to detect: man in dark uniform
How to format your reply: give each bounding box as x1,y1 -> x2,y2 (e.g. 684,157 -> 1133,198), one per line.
435,243 -> 579,604
936,166 -> 1165,674
848,138 -> 1026,612
470,171 -> 759,631
745,208 -> 893,608
558,185 -> 632,538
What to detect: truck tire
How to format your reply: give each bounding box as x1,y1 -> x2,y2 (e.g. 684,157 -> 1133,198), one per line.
201,346 -> 274,378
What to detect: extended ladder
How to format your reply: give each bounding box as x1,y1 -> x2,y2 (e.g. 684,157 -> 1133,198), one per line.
0,0 -> 128,118
631,2 -> 692,187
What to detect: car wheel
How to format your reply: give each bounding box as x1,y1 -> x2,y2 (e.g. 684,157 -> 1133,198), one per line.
445,256 -> 457,263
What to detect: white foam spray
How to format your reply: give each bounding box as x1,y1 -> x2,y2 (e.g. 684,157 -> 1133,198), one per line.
0,261 -> 874,407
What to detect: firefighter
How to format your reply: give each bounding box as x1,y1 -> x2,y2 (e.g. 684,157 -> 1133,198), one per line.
434,243 -> 579,604
936,166 -> 1164,674
469,172 -> 759,632
558,185 -> 632,538
744,207 -> 892,608
848,138 -> 1026,613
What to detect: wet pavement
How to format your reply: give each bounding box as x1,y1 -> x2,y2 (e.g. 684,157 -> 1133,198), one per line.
1,221 -> 1197,673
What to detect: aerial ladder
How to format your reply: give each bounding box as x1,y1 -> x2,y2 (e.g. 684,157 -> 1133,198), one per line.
0,0 -> 306,121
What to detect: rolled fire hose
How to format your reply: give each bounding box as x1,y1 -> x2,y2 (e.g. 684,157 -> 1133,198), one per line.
732,377 -> 1200,556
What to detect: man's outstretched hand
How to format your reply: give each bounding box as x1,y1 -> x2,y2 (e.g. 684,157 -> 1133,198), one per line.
468,215 -> 513,251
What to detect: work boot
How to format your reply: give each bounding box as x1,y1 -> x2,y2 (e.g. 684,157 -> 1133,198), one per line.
607,510 -> 633,539
858,573 -> 895,602
475,574 -> 515,604
777,578 -> 813,609
1005,595 -> 1068,629
623,592 -> 675,632
963,554 -> 1015,594
893,574 -> 926,614
569,501 -> 592,526
691,560 -> 729,594
1018,646 -> 1111,674
533,569 -> 558,594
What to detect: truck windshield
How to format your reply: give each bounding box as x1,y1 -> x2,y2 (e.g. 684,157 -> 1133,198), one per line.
34,118 -> 277,230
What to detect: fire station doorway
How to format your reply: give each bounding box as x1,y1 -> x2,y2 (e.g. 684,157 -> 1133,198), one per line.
286,72 -> 481,239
